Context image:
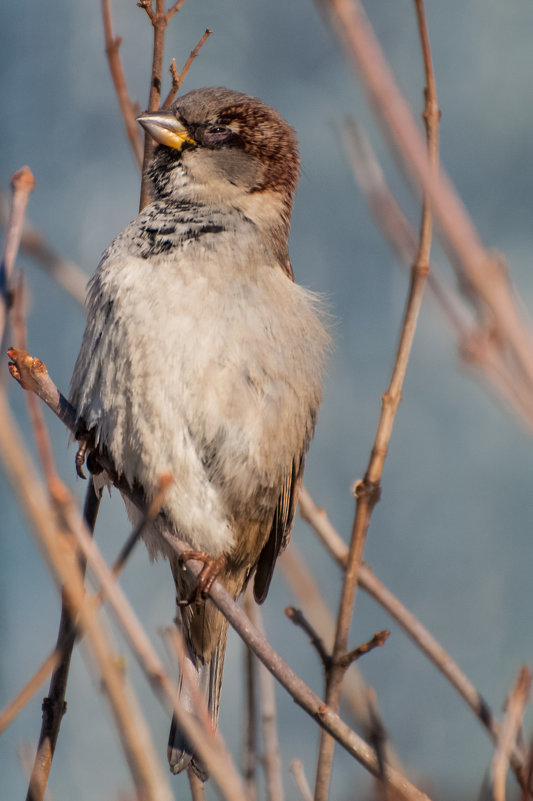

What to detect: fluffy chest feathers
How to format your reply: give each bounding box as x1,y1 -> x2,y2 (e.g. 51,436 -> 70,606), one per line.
70,200 -> 328,557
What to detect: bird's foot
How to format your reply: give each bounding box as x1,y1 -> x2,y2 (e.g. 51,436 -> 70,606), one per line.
74,432 -> 103,479
177,552 -> 225,606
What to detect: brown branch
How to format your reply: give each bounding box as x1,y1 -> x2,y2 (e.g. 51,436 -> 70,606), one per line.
162,29 -> 212,109
242,588 -> 258,801
188,768 -> 207,801
139,0 -> 170,210
314,7 -> 439,797
324,0 -> 533,402
299,486 -> 528,785
0,399 -> 173,801
250,604 -> 285,801
285,606 -> 331,671
338,630 -> 390,669
0,168 -> 35,344
290,761 -> 314,801
0,193 -> 88,306
7,354 -> 432,801
101,0 -> 144,168
490,668 -> 532,801
0,649 -> 62,736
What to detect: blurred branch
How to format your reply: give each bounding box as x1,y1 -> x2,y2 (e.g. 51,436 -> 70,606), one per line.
0,168 -> 35,345
299,486 -> 528,786
101,0 -> 143,168
290,760 -> 314,801
249,603 -> 284,801
489,668 -> 531,801
323,0 -> 533,411
314,4 -> 439,796
0,193 -> 88,306
242,589 -> 258,801
7,350 -> 432,801
0,395 -> 173,801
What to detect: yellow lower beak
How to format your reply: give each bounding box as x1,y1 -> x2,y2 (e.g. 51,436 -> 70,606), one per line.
137,111 -> 196,151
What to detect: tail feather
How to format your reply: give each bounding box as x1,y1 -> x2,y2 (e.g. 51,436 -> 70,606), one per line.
167,605 -> 228,779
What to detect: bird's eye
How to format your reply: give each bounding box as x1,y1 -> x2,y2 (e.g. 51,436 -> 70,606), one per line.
203,124 -> 233,145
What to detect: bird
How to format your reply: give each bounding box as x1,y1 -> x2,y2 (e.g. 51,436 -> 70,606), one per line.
69,87 -> 330,778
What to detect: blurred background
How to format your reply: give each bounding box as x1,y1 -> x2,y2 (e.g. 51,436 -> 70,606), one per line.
2,0 -> 533,798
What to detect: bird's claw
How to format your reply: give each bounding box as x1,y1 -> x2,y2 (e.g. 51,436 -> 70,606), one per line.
177,552 -> 225,607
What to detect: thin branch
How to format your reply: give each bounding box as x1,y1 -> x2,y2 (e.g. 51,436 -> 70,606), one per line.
242,588 -> 258,801
25,483 -> 100,801
314,6 -> 439,796
285,606 -> 331,671
339,630 -> 390,669
0,167 -> 35,344
251,604 -> 285,801
490,668 -> 532,801
0,193 -> 88,306
0,650 -> 62,736
0,399 -> 173,801
299,486 -> 528,785
323,0 -> 533,400
290,761 -> 314,801
7,354 -> 432,801
139,0 -> 170,210
188,768 -> 207,801
101,0 -> 143,168
162,29 -> 212,109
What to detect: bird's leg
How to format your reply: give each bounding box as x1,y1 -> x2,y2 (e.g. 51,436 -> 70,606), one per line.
177,552 -> 226,606
74,430 -> 103,479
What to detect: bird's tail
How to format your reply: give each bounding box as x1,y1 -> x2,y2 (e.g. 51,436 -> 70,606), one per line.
167,593 -> 229,780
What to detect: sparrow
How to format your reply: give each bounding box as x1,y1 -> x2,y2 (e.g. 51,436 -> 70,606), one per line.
69,87 -> 330,778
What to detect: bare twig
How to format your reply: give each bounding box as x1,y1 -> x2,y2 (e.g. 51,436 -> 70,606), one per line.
7,353 -> 432,801
0,168 -> 35,344
285,606 -> 331,670
490,668 -> 531,801
299,486 -> 528,784
323,0 -> 533,403
25,482 -> 100,801
0,194 -> 88,306
0,650 -> 62,736
139,0 -> 172,210
242,588 -> 258,801
251,604 -> 284,801
162,29 -> 212,109
0,398 -> 173,801
314,6 -> 439,796
101,0 -> 143,167
339,630 -> 390,669
188,768 -> 207,801
290,761 -> 314,801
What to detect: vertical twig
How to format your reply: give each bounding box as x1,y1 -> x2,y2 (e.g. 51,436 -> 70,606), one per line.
0,167 -> 35,346
489,668 -> 532,801
252,605 -> 285,801
243,588 -> 258,801
25,483 -> 100,801
313,4 -> 439,798
139,0 -> 175,210
101,0 -> 144,168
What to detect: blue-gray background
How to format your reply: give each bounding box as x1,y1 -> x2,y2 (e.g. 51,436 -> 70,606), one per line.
2,1 -> 533,798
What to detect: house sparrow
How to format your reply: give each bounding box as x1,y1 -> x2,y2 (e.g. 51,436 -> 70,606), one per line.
70,87 -> 329,777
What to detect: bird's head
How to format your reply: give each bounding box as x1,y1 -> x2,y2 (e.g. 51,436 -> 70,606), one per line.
137,88 -> 300,247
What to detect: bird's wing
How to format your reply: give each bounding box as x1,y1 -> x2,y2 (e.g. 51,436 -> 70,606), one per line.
253,452 -> 304,603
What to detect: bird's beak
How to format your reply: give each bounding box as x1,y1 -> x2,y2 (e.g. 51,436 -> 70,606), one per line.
136,110 -> 196,151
